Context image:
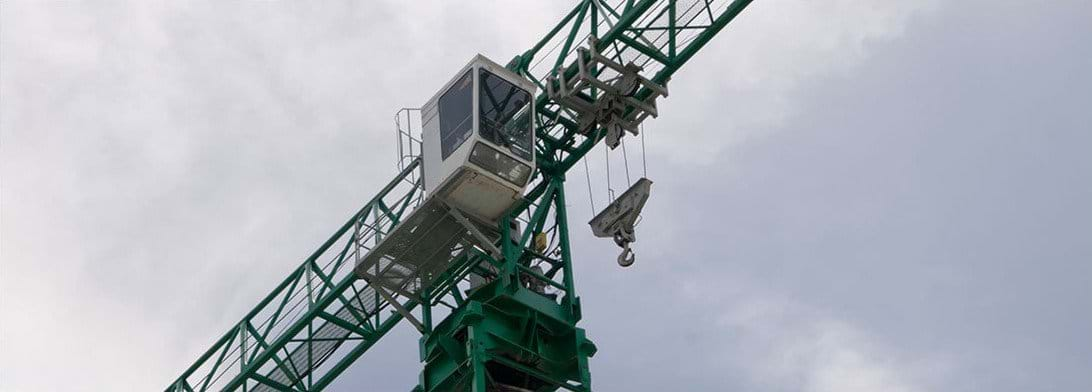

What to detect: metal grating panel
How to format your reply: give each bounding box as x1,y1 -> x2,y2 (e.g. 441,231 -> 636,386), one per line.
354,195 -> 496,300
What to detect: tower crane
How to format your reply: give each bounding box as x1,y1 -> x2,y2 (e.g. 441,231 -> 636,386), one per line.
167,1 -> 755,390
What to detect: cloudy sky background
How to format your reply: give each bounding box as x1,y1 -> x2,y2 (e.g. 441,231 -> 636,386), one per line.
2,1 -> 1090,391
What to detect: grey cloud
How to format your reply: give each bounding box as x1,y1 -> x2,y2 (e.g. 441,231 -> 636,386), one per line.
3,1 -> 1090,391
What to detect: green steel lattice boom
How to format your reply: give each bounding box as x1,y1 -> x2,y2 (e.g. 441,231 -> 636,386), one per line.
167,1 -> 755,391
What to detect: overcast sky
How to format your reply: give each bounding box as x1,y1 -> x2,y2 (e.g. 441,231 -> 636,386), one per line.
2,1 -> 1090,391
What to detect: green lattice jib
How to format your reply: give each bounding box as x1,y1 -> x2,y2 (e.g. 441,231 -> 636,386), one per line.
166,1 -> 756,391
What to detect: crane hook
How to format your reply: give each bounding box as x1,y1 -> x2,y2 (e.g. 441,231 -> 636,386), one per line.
590,178 -> 652,268
613,231 -> 636,267
617,242 -> 635,267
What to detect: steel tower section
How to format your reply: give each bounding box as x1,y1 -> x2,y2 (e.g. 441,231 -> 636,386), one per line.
166,1 -> 755,391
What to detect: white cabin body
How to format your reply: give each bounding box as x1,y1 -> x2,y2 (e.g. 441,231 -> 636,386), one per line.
420,55 -> 537,224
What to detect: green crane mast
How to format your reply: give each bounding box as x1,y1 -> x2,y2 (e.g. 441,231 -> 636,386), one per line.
167,1 -> 755,391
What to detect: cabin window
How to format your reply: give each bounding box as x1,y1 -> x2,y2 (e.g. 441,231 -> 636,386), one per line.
439,70 -> 474,160
478,69 -> 533,161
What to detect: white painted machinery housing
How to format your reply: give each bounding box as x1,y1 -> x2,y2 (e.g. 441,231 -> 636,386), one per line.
420,55 -> 537,224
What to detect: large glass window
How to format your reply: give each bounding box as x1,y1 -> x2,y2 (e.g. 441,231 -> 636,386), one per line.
439,70 -> 474,160
478,69 -> 533,161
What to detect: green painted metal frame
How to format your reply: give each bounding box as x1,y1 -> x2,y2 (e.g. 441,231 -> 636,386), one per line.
167,159 -> 426,392
166,0 -> 755,390
412,173 -> 600,392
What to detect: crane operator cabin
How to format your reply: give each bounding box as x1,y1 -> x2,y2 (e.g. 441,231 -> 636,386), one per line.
421,55 -> 536,224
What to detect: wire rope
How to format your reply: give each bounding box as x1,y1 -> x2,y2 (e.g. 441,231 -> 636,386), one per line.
583,157 -> 596,212
620,138 -> 632,186
641,123 -> 647,178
